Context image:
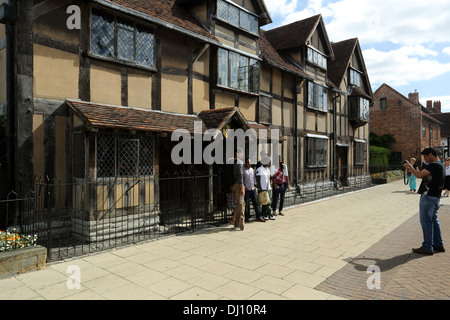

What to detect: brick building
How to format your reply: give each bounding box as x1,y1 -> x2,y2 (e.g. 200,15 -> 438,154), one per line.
371,83 -> 442,164
429,104 -> 450,159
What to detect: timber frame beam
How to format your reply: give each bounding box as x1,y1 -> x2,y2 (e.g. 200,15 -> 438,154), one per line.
33,0 -> 69,21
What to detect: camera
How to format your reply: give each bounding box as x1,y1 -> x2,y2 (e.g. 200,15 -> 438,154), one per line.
401,160 -> 408,165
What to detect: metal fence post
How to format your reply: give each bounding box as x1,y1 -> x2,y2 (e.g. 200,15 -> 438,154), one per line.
46,177 -> 53,261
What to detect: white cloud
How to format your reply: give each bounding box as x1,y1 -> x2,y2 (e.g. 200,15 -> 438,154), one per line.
264,0 -> 299,19
264,0 -> 450,45
263,0 -> 450,97
363,47 -> 450,87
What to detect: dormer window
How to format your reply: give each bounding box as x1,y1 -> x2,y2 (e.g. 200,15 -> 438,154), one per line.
307,47 -> 327,70
349,68 -> 361,87
217,0 -> 259,35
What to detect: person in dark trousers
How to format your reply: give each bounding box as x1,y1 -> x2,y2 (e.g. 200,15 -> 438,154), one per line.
243,158 -> 265,223
229,148 -> 245,230
271,155 -> 290,216
403,147 -> 445,255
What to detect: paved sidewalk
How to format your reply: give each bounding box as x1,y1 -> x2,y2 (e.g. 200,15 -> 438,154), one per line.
1,179 -> 449,300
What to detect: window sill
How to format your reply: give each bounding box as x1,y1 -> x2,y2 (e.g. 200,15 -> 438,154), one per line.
306,107 -> 328,114
85,52 -> 157,73
306,166 -> 328,169
215,84 -> 259,98
306,61 -> 327,72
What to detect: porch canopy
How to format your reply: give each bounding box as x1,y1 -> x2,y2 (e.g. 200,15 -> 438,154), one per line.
66,100 -> 284,141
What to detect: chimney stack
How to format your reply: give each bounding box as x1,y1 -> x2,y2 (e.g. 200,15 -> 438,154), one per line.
427,100 -> 432,109
409,90 -> 419,105
434,101 -> 441,113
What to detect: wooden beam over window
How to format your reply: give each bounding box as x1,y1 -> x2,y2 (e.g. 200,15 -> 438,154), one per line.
33,0 -> 68,21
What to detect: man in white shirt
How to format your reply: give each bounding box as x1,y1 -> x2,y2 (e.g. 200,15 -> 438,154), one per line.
256,157 -> 275,220
243,159 -> 265,223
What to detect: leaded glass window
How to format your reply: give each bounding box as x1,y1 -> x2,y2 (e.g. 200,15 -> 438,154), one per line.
217,48 -> 259,93
360,98 -> 369,121
229,51 -> 240,89
249,59 -> 260,92
91,10 -> 155,68
307,137 -> 328,168
238,56 -> 249,92
307,82 -> 328,112
259,95 -> 271,124
216,0 -> 259,35
136,26 -> 155,68
350,68 -> 361,87
218,48 -> 229,87
96,133 -> 154,178
91,12 -> 115,58
307,47 -> 327,70
355,141 -> 367,166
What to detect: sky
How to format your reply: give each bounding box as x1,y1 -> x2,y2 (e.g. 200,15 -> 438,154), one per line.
261,0 -> 450,112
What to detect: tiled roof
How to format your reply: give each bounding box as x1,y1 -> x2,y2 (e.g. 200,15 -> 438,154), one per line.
349,86 -> 372,100
328,38 -> 357,88
198,107 -> 250,131
431,113 -> 450,136
105,0 -> 216,41
421,109 -> 443,125
260,30 -> 309,78
264,15 -> 321,51
67,100 -> 201,134
67,100 -> 285,142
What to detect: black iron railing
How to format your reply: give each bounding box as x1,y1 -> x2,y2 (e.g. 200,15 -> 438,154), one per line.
0,166 -> 383,262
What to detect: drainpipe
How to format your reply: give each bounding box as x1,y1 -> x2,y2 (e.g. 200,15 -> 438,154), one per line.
1,1 -> 17,193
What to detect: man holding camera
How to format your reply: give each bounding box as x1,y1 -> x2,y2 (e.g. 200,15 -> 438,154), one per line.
403,147 -> 445,255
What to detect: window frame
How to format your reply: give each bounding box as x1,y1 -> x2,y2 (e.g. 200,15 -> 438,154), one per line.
217,47 -> 260,94
354,140 -> 367,166
306,135 -> 329,168
90,9 -> 156,70
95,132 -> 155,179
258,93 -> 272,124
349,68 -> 362,87
306,46 -> 327,70
307,81 -> 328,112
380,98 -> 387,110
216,0 -> 260,36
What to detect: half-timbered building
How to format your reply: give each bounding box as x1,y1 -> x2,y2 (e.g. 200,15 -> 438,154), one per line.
0,0 -> 373,242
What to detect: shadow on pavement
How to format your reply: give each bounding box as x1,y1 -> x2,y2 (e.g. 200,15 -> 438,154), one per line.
344,252 -> 426,272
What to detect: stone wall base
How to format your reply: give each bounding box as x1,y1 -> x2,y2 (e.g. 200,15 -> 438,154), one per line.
0,246 -> 47,279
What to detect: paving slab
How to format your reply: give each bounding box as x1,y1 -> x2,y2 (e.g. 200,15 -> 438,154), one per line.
1,179 -> 448,301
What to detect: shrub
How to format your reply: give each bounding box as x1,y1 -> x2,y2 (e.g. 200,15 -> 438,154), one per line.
370,146 -> 390,172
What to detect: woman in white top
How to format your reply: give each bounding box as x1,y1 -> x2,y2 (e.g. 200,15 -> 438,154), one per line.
443,157 -> 450,197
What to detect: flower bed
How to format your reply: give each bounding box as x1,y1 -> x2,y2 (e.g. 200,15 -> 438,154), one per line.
0,228 -> 45,279
0,228 -> 37,252
371,170 -> 404,184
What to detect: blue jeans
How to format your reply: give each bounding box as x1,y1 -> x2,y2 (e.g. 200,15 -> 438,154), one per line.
272,182 -> 287,212
245,189 -> 261,219
419,195 -> 444,251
